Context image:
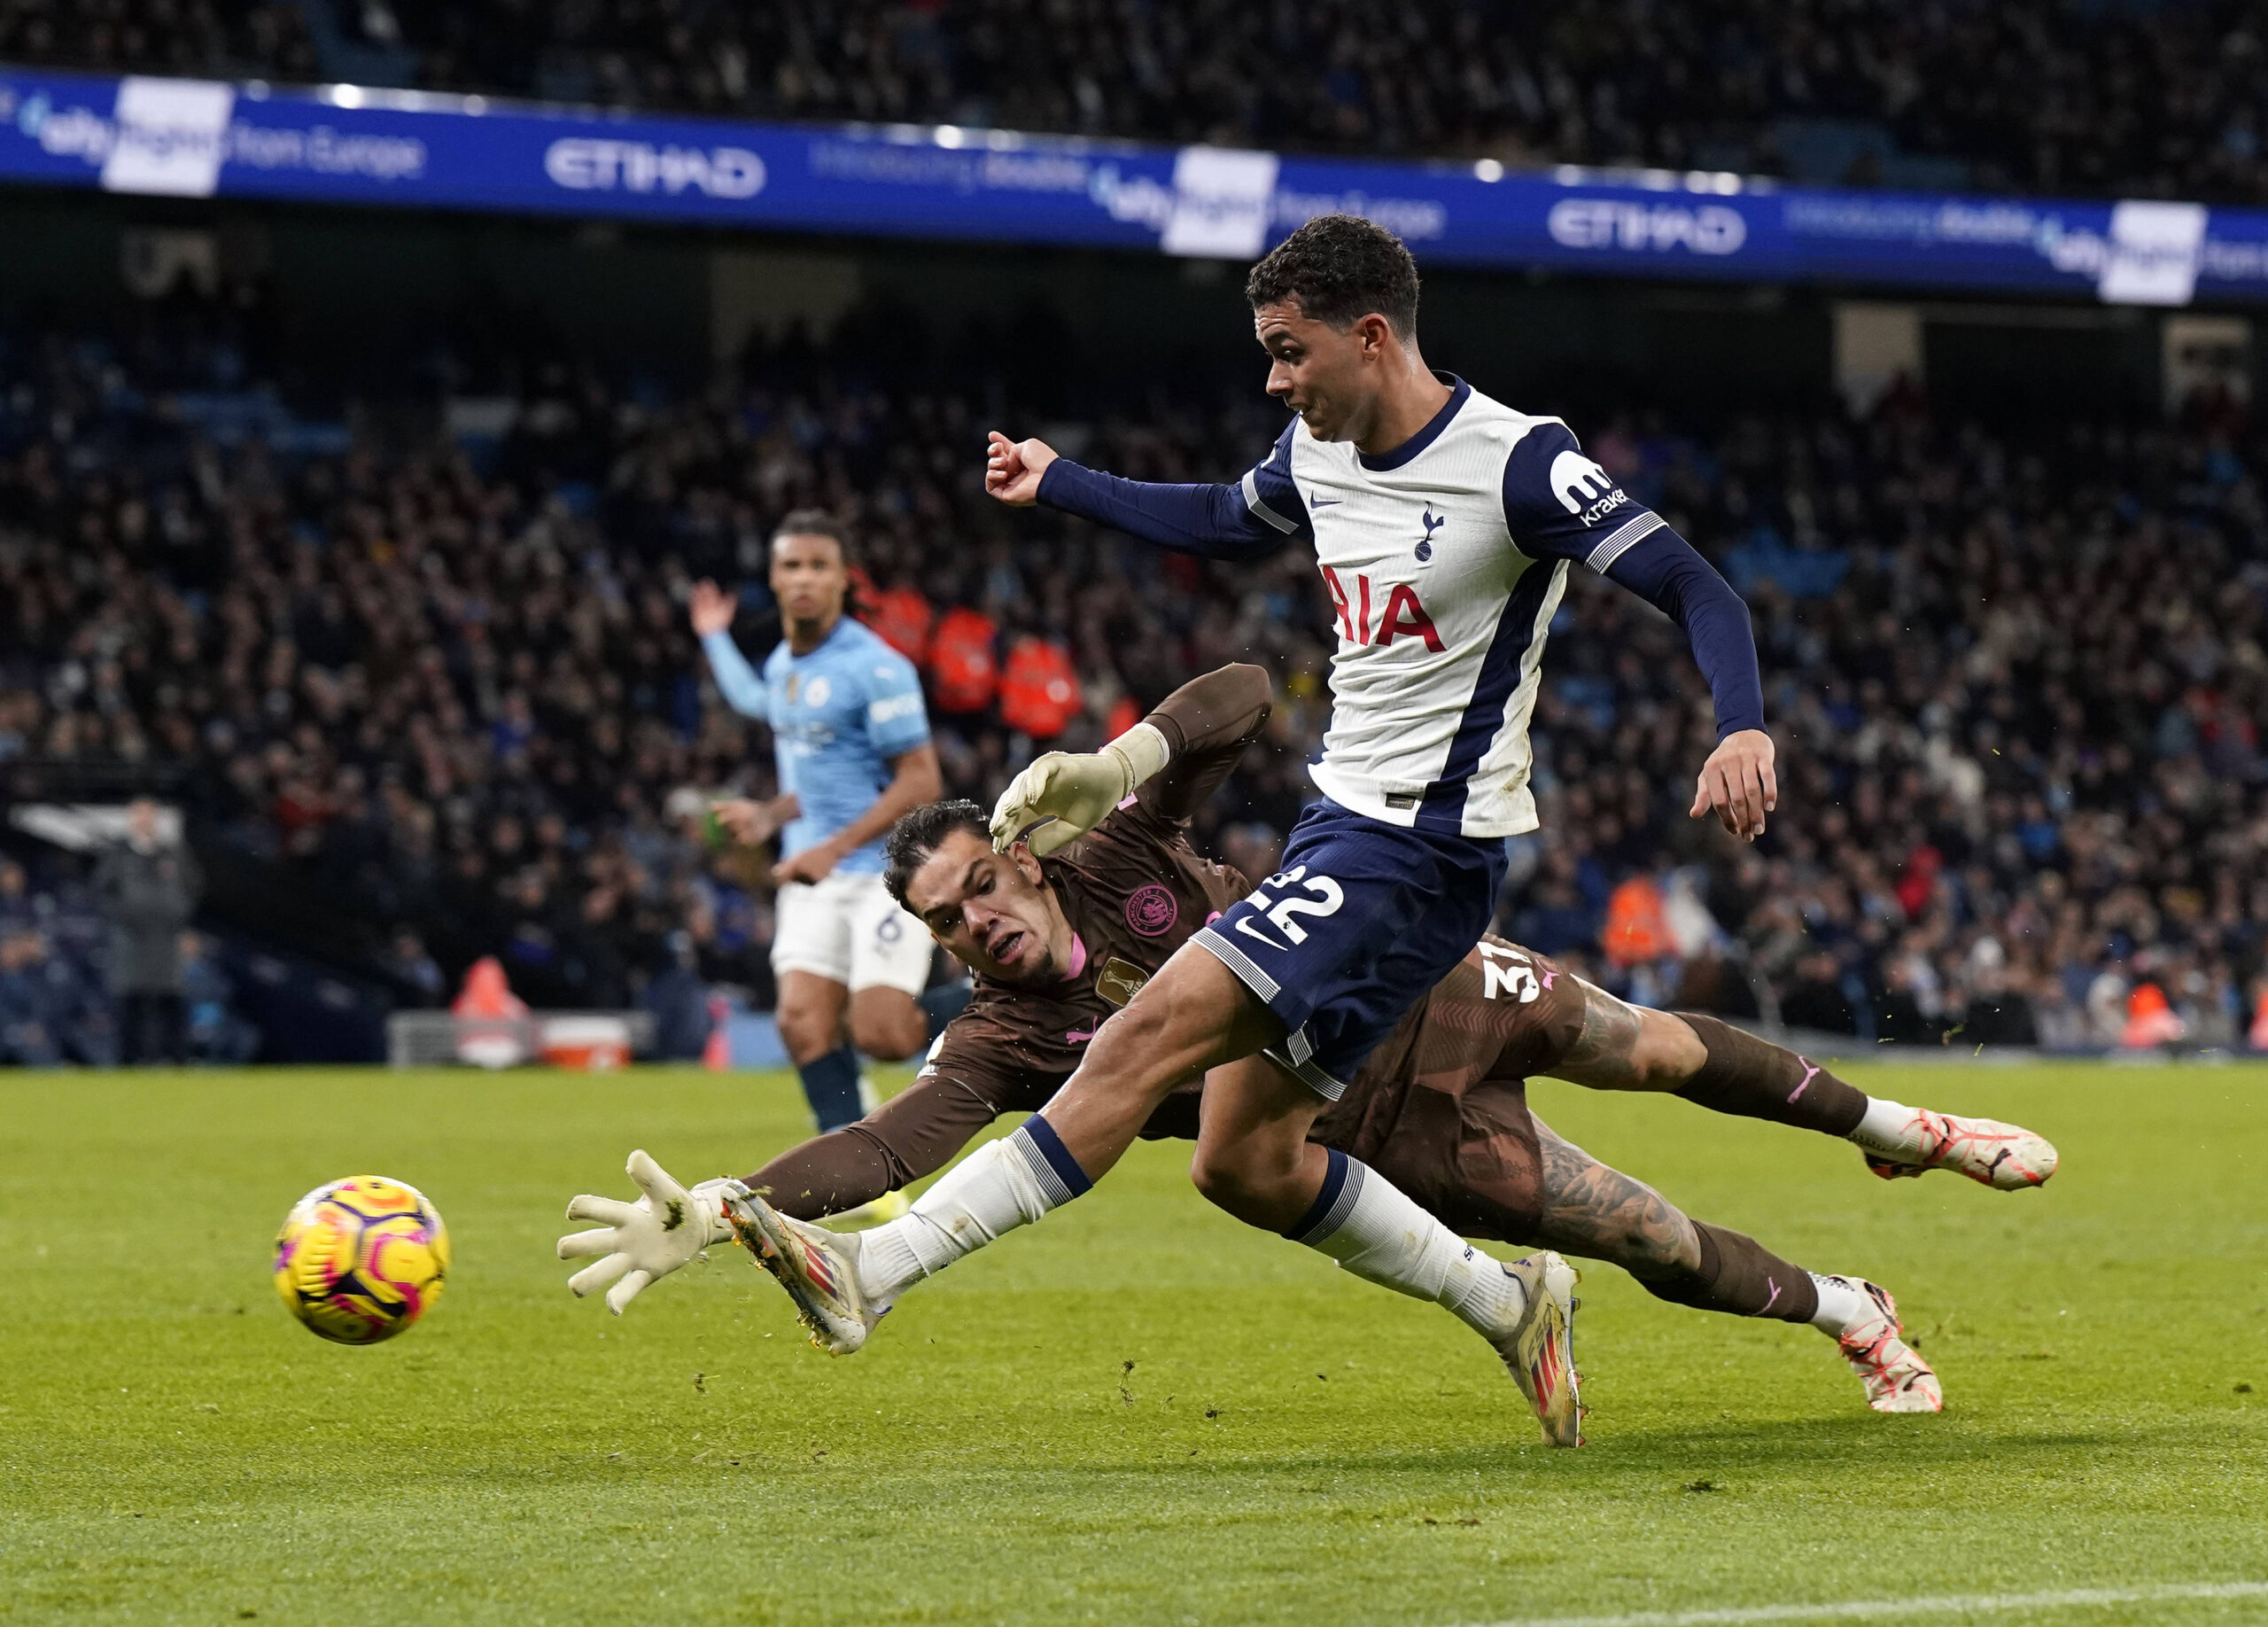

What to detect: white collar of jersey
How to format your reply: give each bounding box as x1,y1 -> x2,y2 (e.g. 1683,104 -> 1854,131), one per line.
1355,373 -> 1472,473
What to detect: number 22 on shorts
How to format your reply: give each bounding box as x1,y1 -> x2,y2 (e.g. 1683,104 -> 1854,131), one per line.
1235,864 -> 1345,949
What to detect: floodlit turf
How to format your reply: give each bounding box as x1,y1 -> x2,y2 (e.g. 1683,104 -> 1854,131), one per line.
4,1062 -> 2267,1626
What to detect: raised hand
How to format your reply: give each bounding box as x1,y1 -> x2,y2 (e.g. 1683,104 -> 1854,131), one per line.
990,749 -> 1132,858
687,579 -> 737,638
1689,728 -> 1778,842
984,431 -> 1058,506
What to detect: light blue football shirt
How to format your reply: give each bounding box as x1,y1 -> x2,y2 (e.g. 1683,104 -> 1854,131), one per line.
703,617 -> 930,874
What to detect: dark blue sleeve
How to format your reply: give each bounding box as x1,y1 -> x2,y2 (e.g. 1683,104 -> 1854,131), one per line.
1602,532 -> 1766,738
1501,420 -> 1762,738
1036,422 -> 1309,562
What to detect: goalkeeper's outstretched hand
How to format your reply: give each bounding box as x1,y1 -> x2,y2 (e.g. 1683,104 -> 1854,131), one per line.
990,720 -> 1171,859
556,1149 -> 739,1315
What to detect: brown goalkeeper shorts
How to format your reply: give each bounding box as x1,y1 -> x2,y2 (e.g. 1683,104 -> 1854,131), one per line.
1324,939 -> 1586,1247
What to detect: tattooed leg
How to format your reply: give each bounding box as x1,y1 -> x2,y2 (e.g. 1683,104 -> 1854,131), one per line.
1546,980 -> 1706,1093
1531,1119 -> 1818,1323
1531,1120 -> 1700,1278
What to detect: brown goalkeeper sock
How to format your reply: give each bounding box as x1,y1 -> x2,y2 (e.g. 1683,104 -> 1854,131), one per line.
1637,1221 -> 1819,1325
1673,1013 -> 1868,1137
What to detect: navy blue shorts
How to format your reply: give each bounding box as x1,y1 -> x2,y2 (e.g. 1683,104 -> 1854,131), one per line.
1192,798 -> 1507,1099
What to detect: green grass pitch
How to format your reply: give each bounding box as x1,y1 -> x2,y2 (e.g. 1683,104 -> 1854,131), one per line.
5,1061 -> 2267,1625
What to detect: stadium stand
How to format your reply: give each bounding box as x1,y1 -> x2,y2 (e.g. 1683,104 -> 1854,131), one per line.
6,1 -> 2267,202
0,0 -> 317,83
3,305 -> 2265,1055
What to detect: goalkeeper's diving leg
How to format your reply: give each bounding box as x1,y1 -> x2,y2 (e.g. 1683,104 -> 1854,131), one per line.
1549,979 -> 2057,1191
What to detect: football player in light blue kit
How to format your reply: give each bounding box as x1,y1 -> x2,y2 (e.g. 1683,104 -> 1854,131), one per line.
691,509 -> 944,1136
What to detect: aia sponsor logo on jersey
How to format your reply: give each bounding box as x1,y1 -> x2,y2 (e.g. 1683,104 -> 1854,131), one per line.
1320,566 -> 1443,652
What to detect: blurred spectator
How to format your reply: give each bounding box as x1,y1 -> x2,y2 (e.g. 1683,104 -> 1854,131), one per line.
378,928 -> 447,1007
0,918 -> 120,1067
641,930 -> 713,1061
0,927 -> 59,1066
180,930 -> 260,1063
0,859 -> 31,932
92,798 -> 202,1063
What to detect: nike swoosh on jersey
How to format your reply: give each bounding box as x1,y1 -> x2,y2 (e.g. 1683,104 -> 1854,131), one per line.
1310,494 -> 1344,507
1234,916 -> 1289,951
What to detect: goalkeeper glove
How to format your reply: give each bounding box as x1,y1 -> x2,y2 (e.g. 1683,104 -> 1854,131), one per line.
990,722 -> 1170,858
556,1149 -> 740,1315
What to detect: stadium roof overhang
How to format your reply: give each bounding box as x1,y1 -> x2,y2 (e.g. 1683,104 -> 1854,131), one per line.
1,66 -> 2261,309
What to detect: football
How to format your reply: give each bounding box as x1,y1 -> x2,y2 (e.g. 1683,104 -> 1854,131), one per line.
272,1177 -> 451,1345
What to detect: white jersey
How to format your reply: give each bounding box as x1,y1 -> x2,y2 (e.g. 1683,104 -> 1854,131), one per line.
1237,376 -> 1662,838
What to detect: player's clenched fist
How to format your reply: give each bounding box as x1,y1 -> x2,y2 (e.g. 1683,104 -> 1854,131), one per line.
990,724 -> 1172,857
985,431 -> 1058,505
1689,728 -> 1778,842
557,1149 -> 740,1315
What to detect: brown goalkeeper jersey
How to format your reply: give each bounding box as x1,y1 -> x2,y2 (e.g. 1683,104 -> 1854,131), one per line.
746,663 -> 1587,1241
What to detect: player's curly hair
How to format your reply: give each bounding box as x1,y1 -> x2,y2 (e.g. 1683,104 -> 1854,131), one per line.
882,798 -> 991,906
1246,214 -> 1420,338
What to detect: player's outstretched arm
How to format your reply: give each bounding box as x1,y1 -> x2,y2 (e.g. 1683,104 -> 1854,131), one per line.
985,430 -> 1303,561
741,1064 -> 1016,1218
1500,425 -> 1773,838
1596,534 -> 1772,838
691,584 -> 769,720
556,1149 -> 739,1314
1136,661 -> 1275,821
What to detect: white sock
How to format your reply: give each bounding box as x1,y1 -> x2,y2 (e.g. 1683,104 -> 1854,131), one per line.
855,1120 -> 1090,1305
1849,1097 -> 1925,1158
1289,1151 -> 1526,1340
857,1073 -> 882,1116
1809,1273 -> 1871,1336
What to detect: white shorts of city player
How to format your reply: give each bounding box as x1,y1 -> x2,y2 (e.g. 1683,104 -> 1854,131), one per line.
771,869 -> 934,995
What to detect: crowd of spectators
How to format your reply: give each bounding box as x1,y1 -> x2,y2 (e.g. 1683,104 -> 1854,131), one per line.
10,0 -> 2268,203
4,303 -> 2267,1059
0,0 -> 316,84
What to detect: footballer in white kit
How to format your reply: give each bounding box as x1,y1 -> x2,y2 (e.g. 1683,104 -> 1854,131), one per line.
1002,220 -> 1774,1096
693,510 -> 947,1133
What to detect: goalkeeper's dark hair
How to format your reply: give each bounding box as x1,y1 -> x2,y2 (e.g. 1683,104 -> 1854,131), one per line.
882,798 -> 991,906
1247,214 -> 1420,339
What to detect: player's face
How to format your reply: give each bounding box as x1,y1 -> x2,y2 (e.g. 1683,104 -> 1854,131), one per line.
903,828 -> 1068,985
769,533 -> 848,625
1254,300 -> 1378,442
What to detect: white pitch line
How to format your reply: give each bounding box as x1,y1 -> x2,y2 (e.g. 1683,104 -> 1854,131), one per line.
1454,1579 -> 2268,1627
